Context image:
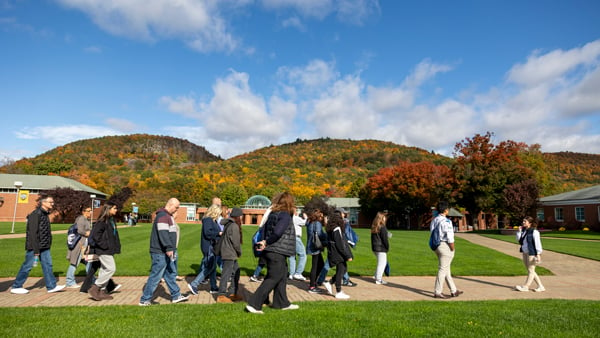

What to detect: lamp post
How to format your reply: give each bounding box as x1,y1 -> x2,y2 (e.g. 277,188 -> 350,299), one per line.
11,181 -> 23,233
90,194 -> 96,226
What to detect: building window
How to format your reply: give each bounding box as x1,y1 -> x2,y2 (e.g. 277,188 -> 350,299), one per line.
536,209 -> 544,221
554,208 -> 563,222
575,207 -> 585,222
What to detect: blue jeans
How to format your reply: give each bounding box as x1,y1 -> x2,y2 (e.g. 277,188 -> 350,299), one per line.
13,249 -> 57,290
317,258 -> 349,284
65,264 -> 77,286
288,236 -> 307,275
190,253 -> 217,291
140,251 -> 181,302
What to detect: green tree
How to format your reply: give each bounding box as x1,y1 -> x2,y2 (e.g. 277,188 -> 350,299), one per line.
452,132 -> 537,228
220,183 -> 249,207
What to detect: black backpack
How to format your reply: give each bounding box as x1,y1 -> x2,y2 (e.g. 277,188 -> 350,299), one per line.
66,223 -> 81,250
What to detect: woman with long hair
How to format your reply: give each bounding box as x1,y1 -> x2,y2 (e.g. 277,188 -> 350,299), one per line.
305,208 -> 327,293
515,216 -> 545,292
188,204 -> 223,295
88,201 -> 121,301
323,211 -> 353,299
246,192 -> 298,314
371,211 -> 389,285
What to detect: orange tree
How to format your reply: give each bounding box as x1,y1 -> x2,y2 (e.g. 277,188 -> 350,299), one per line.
358,161 -> 456,227
452,132 -> 538,227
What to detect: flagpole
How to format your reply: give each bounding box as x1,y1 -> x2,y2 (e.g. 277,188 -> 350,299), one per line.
11,181 -> 23,234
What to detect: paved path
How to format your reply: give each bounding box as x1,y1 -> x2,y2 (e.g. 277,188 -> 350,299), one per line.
1,233 -> 599,307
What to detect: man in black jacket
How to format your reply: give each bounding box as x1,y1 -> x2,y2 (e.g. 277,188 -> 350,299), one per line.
11,195 -> 65,294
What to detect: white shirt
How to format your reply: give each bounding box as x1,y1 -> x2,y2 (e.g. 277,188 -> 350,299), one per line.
516,229 -> 543,255
430,214 -> 454,244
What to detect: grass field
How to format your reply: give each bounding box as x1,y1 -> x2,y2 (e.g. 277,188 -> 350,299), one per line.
0,300 -> 598,337
0,224 -> 550,278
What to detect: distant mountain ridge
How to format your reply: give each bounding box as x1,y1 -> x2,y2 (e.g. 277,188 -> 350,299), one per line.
1,134 -> 599,208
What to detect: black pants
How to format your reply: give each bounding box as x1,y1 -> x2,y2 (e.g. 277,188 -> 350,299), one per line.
80,260 -> 117,293
248,251 -> 290,310
330,261 -> 347,293
218,259 -> 240,295
309,253 -> 324,288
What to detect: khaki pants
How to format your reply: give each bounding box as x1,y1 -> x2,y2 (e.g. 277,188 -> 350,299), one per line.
434,242 -> 457,295
522,253 -> 543,288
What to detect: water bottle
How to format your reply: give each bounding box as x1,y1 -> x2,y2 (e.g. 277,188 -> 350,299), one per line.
33,256 -> 39,267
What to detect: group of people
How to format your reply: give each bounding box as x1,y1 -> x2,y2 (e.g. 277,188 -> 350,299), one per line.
10,195 -> 122,301
9,193 -> 545,308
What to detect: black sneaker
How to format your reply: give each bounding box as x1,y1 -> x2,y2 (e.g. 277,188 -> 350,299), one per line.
308,287 -> 323,294
343,280 -> 357,287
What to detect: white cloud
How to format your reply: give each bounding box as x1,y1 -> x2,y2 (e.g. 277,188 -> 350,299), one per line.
281,16 -> 305,31
15,125 -> 123,145
260,0 -> 380,25
56,0 -> 239,53
105,118 -> 138,132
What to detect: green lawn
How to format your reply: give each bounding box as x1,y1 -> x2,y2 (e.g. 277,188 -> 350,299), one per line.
1,226 -> 549,278
0,300 -> 598,337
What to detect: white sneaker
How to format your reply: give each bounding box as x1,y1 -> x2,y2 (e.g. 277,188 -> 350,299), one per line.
293,274 -> 306,281
66,283 -> 81,289
288,274 -> 294,280
172,294 -> 189,303
323,281 -> 333,295
375,280 -> 388,285
281,304 -> 299,310
111,284 -> 122,293
48,285 -> 66,293
515,285 -> 529,292
533,286 -> 546,292
10,288 -> 29,294
335,291 -> 350,299
245,304 -> 264,314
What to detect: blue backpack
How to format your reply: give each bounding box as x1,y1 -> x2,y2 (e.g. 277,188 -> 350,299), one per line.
252,227 -> 264,257
429,224 -> 441,251
66,223 -> 81,250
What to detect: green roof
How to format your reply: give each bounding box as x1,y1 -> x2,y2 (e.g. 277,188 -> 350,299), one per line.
540,185 -> 600,203
0,174 -> 106,197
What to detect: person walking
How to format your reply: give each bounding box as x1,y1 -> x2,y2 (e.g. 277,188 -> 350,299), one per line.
431,201 -> 463,299
87,202 -> 121,301
215,207 -> 244,303
65,206 -> 92,288
323,211 -> 353,299
371,211 -> 389,285
515,216 -> 545,292
246,192 -> 299,314
188,204 -> 222,295
288,208 -> 307,281
305,207 -> 327,293
139,198 -> 189,306
11,195 -> 65,294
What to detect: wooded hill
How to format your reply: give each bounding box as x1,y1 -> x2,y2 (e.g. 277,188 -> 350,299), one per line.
1,134 -> 599,212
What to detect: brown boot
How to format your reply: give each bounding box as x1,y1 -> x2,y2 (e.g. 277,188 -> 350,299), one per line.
217,295 -> 233,303
99,289 -> 113,300
88,285 -> 102,301
229,294 -> 244,302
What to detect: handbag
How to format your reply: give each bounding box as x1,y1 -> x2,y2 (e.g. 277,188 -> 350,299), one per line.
312,231 -> 324,250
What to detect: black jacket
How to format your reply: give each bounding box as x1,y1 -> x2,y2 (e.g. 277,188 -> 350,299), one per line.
90,217 -> 121,255
25,207 -> 52,254
371,226 -> 389,253
327,226 -> 353,265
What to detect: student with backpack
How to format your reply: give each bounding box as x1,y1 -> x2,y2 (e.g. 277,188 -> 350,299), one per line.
64,206 -> 92,288
430,201 -> 463,299
323,210 -> 353,299
246,192 -> 299,314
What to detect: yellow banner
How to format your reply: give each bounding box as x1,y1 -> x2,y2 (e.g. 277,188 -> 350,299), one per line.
18,190 -> 29,204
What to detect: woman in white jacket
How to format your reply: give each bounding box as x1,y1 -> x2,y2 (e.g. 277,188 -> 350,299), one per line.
515,216 -> 545,292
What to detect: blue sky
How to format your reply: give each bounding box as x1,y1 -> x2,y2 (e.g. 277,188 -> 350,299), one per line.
1,0 -> 599,160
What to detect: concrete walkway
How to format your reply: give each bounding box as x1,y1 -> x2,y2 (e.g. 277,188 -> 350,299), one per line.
1,233 -> 599,307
